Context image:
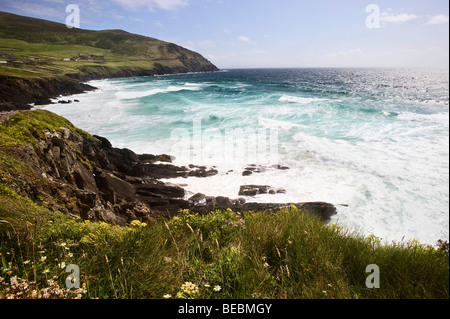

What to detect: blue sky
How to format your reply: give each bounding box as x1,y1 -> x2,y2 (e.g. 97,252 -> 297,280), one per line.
1,0 -> 449,68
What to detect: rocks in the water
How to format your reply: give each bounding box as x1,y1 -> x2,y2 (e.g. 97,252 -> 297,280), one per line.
58,99 -> 72,104
239,185 -> 286,196
242,164 -> 289,176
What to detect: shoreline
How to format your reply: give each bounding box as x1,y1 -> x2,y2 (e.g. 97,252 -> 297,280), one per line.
0,68 -> 221,112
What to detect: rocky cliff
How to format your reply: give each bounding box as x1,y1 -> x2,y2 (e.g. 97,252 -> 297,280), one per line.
0,76 -> 96,111
0,110 -> 336,225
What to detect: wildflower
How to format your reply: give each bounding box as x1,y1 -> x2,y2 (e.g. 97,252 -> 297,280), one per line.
58,262 -> 66,269
213,285 -> 222,292
40,256 -> 47,262
60,243 -> 67,247
42,269 -> 50,274
68,253 -> 73,258
204,283 -> 210,288
163,294 -> 172,299
181,282 -> 199,295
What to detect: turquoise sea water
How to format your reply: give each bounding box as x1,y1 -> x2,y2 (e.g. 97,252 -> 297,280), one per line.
40,68 -> 449,244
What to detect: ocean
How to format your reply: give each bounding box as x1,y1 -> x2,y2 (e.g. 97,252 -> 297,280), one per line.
39,68 -> 449,245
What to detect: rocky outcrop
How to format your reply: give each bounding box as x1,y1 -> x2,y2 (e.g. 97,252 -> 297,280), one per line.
0,110 -> 337,225
0,76 -> 96,111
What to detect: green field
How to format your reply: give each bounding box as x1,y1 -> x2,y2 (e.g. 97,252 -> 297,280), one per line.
0,37 -> 177,78
0,11 -> 217,80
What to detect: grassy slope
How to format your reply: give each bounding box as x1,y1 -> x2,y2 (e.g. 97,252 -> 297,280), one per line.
0,193 -> 448,299
0,110 -> 449,299
0,11 -> 218,80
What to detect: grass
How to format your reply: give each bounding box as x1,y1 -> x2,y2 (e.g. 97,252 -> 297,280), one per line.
0,110 -> 89,149
0,193 -> 448,299
0,38 -> 161,79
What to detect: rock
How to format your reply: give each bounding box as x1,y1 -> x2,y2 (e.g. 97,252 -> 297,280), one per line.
241,164 -> 289,176
273,164 -> 290,170
135,182 -> 185,199
242,170 -> 253,176
215,196 -> 233,208
296,202 -> 337,220
189,193 -> 206,204
73,162 -> 97,193
239,185 -> 286,197
58,100 -> 72,104
138,154 -> 172,163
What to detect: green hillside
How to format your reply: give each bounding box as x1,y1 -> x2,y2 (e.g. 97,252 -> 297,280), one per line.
0,11 -> 218,80
0,11 -> 218,110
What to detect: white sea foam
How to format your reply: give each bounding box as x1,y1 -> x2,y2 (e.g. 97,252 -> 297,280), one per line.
278,95 -> 326,104
115,85 -> 202,99
397,112 -> 449,125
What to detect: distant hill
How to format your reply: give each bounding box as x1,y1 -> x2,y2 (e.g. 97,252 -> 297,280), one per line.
0,11 -> 219,110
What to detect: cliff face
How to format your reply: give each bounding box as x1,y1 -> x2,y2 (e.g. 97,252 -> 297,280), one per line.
0,110 -> 336,225
0,76 -> 96,111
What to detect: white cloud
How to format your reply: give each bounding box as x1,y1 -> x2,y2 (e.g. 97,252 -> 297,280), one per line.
426,14 -> 450,25
381,12 -> 418,24
112,0 -> 189,11
238,35 -> 251,43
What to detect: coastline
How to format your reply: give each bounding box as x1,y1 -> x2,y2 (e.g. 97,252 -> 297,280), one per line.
0,68 -> 221,112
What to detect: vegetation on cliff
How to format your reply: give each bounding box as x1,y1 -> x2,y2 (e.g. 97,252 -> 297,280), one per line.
0,110 -> 448,299
0,11 -> 219,110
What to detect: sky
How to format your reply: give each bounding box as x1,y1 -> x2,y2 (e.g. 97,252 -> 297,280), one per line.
1,0 -> 449,69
